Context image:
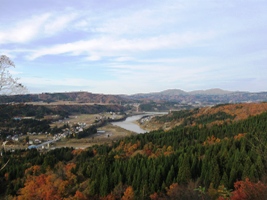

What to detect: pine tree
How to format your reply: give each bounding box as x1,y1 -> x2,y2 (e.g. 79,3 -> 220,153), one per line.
100,174 -> 109,196
166,165 -> 175,186
220,172 -> 229,188
211,160 -> 221,188
177,156 -> 191,184
242,157 -> 252,180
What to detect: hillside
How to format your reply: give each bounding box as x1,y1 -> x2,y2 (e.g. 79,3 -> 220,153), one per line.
0,92 -> 127,104
2,102 -> 267,199
128,89 -> 267,106
140,102 -> 267,131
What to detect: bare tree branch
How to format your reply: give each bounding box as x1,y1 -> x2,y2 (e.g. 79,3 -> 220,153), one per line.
0,55 -> 28,95
0,159 -> 10,171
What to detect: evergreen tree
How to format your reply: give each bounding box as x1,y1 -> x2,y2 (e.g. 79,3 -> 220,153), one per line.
177,156 -> 191,184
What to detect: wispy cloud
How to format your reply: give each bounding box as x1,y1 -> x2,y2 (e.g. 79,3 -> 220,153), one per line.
0,13 -> 51,44
27,31 -> 216,60
44,13 -> 78,35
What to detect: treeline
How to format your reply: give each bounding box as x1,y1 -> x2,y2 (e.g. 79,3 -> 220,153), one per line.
139,102 -> 193,112
0,104 -> 125,119
155,109 -> 235,126
0,104 -> 66,119
1,110 -> 267,199
0,119 -> 51,138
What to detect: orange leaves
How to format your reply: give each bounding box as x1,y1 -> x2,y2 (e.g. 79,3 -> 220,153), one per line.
231,178 -> 267,200
17,162 -> 78,200
17,174 -> 62,200
166,183 -> 179,197
163,146 -> 174,156
234,133 -> 245,140
73,190 -> 87,200
114,141 -> 175,158
24,165 -> 41,176
203,135 -> 221,146
143,142 -> 154,156
65,163 -> 76,175
114,141 -> 141,157
121,186 -> 135,200
194,102 -> 267,127
71,149 -> 84,156
92,148 -> 97,155
149,192 -> 159,200
4,172 -> 9,181
101,193 -> 116,200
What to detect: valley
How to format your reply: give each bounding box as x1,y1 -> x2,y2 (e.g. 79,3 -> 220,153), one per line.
1,90 -> 267,199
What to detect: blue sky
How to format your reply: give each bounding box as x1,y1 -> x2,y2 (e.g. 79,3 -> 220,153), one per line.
1,0 -> 267,94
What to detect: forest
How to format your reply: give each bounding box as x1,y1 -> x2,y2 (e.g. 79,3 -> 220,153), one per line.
1,103 -> 267,199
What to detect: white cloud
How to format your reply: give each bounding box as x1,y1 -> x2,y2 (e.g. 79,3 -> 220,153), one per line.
27,31 -> 216,60
0,13 -> 51,44
0,11 -> 79,44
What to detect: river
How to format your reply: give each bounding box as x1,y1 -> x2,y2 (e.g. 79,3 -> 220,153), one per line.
112,112 -> 167,134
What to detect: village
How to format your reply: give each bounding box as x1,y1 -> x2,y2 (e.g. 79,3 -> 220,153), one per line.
1,111 -> 127,151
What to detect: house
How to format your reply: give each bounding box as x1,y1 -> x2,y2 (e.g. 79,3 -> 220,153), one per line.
34,139 -> 40,144
28,145 -> 37,149
12,136 -> 19,141
97,130 -> 105,134
13,117 -> 21,121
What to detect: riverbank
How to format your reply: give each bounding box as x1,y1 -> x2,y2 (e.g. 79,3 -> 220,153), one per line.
112,112 -> 168,133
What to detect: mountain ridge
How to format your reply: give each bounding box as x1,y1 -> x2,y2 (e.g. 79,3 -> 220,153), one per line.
132,88 -> 238,96
1,89 -> 267,106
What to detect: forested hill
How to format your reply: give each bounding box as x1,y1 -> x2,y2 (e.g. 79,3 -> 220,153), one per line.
144,102 -> 267,131
127,89 -> 267,105
0,103 -> 125,119
1,103 -> 267,199
0,92 -> 127,104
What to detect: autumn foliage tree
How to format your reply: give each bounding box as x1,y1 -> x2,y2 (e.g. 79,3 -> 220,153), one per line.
231,178 -> 267,200
121,186 -> 135,200
17,162 -> 77,200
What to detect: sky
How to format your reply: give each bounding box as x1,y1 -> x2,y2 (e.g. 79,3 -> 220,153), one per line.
1,0 -> 267,94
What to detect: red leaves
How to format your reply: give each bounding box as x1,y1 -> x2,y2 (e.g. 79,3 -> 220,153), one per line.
17,162 -> 78,200
17,174 -> 62,200
74,190 -> 87,200
231,178 -> 267,200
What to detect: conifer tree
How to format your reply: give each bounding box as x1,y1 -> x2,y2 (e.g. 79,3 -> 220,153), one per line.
177,156 -> 191,184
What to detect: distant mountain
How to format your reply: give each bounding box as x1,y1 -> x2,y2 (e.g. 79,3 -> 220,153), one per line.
129,88 -> 232,100
127,89 -> 267,105
188,88 -> 233,95
129,89 -> 187,100
131,88 -> 233,99
157,89 -> 187,96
